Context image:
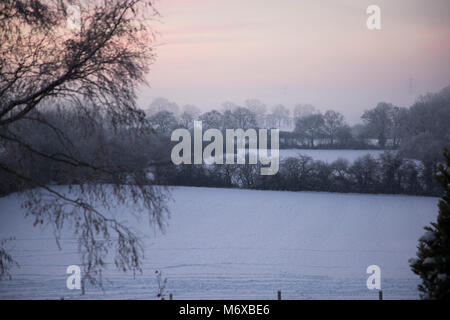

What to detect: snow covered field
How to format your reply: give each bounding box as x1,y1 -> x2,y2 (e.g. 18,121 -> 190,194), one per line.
0,186 -> 438,300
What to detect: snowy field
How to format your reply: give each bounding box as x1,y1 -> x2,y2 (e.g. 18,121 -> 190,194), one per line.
0,186 -> 438,300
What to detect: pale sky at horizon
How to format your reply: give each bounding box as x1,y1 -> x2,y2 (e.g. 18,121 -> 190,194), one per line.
137,0 -> 450,124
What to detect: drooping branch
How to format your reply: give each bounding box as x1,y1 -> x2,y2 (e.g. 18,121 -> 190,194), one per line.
0,0 -> 168,293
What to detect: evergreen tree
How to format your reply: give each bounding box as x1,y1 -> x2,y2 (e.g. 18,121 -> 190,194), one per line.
410,148 -> 450,299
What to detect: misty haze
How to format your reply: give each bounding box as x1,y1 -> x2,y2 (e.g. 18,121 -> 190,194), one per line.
1,0 -> 450,302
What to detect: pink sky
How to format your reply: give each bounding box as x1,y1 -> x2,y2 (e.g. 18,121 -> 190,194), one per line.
138,0 -> 450,123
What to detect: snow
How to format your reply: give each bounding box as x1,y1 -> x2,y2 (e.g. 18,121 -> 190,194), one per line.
437,274 -> 447,281
419,231 -> 436,243
423,257 -> 435,265
0,186 -> 438,300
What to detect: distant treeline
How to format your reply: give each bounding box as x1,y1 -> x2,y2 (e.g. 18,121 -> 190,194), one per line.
1,86 -> 449,197
155,152 -> 440,197
145,86 -> 450,153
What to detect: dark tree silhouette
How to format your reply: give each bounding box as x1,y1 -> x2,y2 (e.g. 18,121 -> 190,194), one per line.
0,0 -> 169,293
361,102 -> 395,148
410,148 -> 450,299
294,113 -> 324,148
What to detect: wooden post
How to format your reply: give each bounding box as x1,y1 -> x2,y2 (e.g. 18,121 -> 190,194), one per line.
169,293 -> 173,300
277,290 -> 281,300
378,290 -> 383,300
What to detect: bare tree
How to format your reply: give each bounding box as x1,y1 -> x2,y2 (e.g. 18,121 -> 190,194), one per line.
294,114 -> 325,148
146,97 -> 180,116
220,101 -> 239,113
182,104 -> 201,118
362,102 -> 395,148
245,99 -> 267,127
232,107 -> 257,130
271,104 -> 290,128
293,104 -> 316,120
180,104 -> 201,129
148,110 -> 178,134
323,110 -> 345,146
0,0 -> 169,292
199,110 -> 223,130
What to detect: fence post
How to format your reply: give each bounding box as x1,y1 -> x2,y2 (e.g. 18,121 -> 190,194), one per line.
378,290 -> 383,300
277,290 -> 281,300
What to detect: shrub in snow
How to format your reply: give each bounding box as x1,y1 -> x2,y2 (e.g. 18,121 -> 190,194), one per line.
410,148 -> 450,300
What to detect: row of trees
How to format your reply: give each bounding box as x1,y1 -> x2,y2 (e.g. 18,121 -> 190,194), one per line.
4,105 -> 442,199
154,152 -> 440,197
146,97 -> 314,130
294,111 -> 351,148
146,85 -> 450,154
0,108 -> 168,196
146,99 -> 367,149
